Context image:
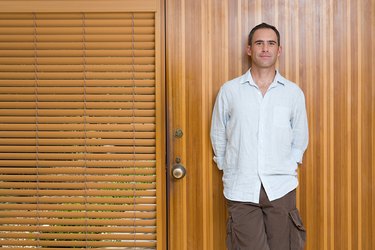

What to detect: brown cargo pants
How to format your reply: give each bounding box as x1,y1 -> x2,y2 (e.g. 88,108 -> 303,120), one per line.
226,186 -> 306,250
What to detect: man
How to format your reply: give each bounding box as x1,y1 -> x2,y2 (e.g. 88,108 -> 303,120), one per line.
210,23 -> 308,250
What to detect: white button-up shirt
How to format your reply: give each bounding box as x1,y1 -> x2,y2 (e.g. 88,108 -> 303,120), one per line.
210,70 -> 308,203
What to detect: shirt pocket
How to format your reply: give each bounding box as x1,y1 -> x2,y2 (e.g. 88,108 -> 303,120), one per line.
273,106 -> 291,128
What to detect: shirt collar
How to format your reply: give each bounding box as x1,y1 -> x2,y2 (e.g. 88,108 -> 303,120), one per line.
240,69 -> 286,87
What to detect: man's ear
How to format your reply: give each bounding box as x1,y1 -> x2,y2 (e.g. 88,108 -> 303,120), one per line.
247,45 -> 252,57
277,45 -> 282,57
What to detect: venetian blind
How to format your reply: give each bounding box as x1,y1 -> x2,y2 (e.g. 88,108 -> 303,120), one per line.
0,12 -> 157,248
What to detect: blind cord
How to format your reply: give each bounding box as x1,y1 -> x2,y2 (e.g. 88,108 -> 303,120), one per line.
131,12 -> 137,250
82,12 -> 89,248
33,12 -> 40,248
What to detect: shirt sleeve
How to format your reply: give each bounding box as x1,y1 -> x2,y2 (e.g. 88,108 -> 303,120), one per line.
210,87 -> 229,170
291,90 -> 309,164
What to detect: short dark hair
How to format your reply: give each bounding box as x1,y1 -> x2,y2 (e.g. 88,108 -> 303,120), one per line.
248,22 -> 280,46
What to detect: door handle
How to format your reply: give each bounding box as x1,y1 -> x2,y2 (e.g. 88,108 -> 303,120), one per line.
172,164 -> 186,179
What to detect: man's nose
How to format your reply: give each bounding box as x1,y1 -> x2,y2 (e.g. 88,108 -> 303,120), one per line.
262,44 -> 269,52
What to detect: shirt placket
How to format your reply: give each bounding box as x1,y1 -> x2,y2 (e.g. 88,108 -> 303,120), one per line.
257,89 -> 267,176
257,84 -> 276,175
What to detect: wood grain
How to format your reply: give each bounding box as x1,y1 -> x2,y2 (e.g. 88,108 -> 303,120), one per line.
167,0 -> 375,249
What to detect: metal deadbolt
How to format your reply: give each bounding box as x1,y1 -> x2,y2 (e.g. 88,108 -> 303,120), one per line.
172,164 -> 186,179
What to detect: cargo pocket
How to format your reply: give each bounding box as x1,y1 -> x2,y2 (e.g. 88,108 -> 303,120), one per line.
289,209 -> 306,250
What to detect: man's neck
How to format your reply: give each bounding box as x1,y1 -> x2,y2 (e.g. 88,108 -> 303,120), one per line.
250,67 -> 276,88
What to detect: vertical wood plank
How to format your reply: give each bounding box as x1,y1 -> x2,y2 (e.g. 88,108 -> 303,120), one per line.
356,1 -> 363,248
328,0 -> 336,248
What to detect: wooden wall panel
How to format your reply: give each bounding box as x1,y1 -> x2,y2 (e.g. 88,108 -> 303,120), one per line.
167,0 -> 374,249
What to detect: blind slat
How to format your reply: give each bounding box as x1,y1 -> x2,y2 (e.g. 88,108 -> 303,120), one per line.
1,167 -> 156,175
0,181 -> 156,190
0,138 -> 155,145
0,64 -> 155,72
0,203 -> 156,211
0,101 -> 156,109
0,19 -> 155,27
1,210 -> 156,219
0,131 -> 156,138
0,72 -> 155,80
0,239 -> 156,248
0,110 -> 156,117
0,225 -> 156,233
0,173 -> 156,182
0,160 -> 155,167
0,124 -> 155,131
0,197 -> 156,205
0,86 -> 155,94
0,26 -> 155,34
0,94 -> 155,102
1,232 -> 156,241
0,12 -> 155,19
0,41 -> 155,50
0,117 -> 156,124
0,79 -> 155,87
0,57 -> 155,65
0,34 -> 155,42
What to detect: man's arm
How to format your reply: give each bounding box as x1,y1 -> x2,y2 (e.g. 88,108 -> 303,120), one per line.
210,87 -> 229,170
291,91 -> 309,164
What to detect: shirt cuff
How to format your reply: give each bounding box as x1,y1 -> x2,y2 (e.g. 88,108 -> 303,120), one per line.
213,156 -> 224,170
291,148 -> 304,164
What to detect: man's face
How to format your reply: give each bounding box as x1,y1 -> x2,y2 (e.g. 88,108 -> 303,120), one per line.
247,28 -> 281,69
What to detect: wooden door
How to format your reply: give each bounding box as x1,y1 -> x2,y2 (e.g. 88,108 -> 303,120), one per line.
166,0 -> 227,249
